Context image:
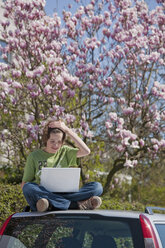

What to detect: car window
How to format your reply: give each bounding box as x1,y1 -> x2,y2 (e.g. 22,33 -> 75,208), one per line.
0,235 -> 26,248
155,223 -> 165,247
3,215 -> 144,248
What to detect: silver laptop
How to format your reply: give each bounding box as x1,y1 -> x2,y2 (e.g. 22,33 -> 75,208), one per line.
40,167 -> 81,192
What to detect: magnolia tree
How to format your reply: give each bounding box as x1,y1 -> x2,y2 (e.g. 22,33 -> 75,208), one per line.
103,0 -> 165,193
60,0 -> 165,193
0,0 -> 165,192
0,0 -> 87,170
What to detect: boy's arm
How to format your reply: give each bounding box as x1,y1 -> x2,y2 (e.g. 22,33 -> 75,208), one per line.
21,181 -> 25,190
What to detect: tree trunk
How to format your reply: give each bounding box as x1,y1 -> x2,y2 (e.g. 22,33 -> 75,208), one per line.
103,162 -> 124,195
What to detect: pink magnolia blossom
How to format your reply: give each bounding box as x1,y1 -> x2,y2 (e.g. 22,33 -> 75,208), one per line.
1,92 -> 6,99
0,82 -> 9,93
80,120 -> 89,130
9,89 -> 15,95
131,141 -> 139,149
67,89 -> 75,97
110,184 -> 114,190
123,107 -> 134,115
30,91 -> 41,98
151,138 -> 159,144
102,28 -> 111,38
118,118 -> 124,126
107,130 -> 113,138
139,139 -> 145,147
52,105 -> 65,116
27,137 -> 33,147
120,129 -> 137,140
117,97 -> 125,104
108,97 -> 114,103
116,144 -> 125,152
109,112 -> 118,121
44,85 -> 52,95
84,130 -> 93,139
88,83 -> 94,91
124,159 -> 137,168
12,70 -> 22,77
114,178 -> 119,184
12,81 -> 22,89
65,114 -> 76,124
153,144 -> 159,152
160,140 -> 165,148
105,121 -> 113,129
121,137 -> 130,146
1,20 -> 10,28
26,70 -> 34,78
28,115 -> 35,123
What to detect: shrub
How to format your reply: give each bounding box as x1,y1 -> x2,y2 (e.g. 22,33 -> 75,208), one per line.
0,184 -> 145,228
101,196 -> 145,211
0,183 -> 26,226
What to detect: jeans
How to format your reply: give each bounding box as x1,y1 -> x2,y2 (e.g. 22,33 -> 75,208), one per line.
23,182 -> 103,211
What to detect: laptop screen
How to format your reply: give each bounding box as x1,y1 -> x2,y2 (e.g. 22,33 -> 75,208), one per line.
40,168 -> 81,192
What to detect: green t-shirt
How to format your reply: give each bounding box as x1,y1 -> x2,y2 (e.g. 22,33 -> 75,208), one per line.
22,145 -> 78,184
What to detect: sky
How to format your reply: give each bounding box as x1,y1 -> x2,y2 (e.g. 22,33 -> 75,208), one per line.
45,0 -> 77,17
44,0 -> 158,17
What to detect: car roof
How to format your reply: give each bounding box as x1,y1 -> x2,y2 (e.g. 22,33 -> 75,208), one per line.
12,209 -> 142,219
12,209 -> 165,221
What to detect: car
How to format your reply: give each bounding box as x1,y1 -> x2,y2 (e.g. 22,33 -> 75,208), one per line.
0,206 -> 165,248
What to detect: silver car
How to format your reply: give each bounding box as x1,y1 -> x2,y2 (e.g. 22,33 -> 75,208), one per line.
0,207 -> 165,248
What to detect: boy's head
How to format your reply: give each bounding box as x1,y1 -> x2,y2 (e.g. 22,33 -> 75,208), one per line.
42,121 -> 66,147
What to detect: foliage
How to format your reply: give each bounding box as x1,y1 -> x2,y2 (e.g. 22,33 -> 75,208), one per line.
101,195 -> 144,212
130,160 -> 165,206
137,186 -> 165,207
0,0 -> 164,193
79,141 -> 106,184
0,183 -> 26,226
102,161 -> 165,208
0,164 -> 24,184
0,183 -> 145,228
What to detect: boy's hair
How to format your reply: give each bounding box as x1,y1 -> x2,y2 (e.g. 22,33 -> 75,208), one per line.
42,121 -> 66,146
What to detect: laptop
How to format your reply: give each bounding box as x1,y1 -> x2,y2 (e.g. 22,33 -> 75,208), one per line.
40,167 -> 81,192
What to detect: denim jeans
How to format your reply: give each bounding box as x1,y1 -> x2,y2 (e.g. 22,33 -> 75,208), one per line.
23,182 -> 103,211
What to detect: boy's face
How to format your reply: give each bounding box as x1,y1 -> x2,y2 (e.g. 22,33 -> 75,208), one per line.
46,132 -> 63,153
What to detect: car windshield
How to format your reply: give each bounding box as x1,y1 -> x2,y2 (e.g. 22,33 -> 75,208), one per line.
2,214 -> 144,248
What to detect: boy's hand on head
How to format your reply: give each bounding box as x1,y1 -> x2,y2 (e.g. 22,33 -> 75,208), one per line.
49,121 -> 69,133
48,121 -> 59,128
